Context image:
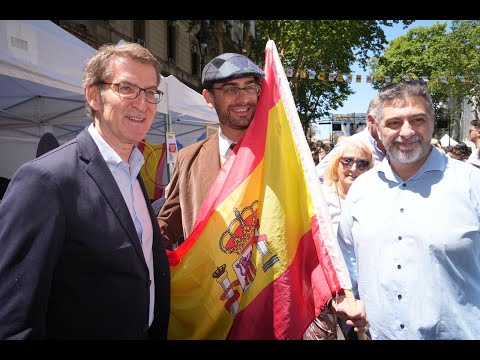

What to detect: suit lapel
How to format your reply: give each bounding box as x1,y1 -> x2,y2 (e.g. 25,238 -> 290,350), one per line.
77,129 -> 146,264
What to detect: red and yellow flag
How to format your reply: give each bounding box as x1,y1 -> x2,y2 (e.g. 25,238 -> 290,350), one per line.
167,40 -> 352,339
138,140 -> 167,200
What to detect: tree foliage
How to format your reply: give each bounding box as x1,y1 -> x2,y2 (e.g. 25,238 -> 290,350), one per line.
249,20 -> 413,135
370,20 -> 480,121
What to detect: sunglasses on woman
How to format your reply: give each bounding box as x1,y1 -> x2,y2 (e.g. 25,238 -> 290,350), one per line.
340,157 -> 370,170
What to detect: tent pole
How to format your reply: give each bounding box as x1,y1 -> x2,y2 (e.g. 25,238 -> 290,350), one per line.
165,78 -> 173,183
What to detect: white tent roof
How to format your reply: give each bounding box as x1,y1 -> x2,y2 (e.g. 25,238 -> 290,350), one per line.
0,20 -> 218,178
440,133 -> 457,148
0,20 -> 94,144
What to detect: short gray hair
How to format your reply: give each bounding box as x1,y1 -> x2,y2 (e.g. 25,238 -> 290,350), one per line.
372,81 -> 434,123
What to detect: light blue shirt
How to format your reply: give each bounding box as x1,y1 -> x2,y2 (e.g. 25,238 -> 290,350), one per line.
338,146 -> 480,339
88,124 -> 155,326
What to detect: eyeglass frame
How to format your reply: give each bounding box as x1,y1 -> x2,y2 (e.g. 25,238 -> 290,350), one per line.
99,82 -> 164,104
211,83 -> 261,97
339,157 -> 371,171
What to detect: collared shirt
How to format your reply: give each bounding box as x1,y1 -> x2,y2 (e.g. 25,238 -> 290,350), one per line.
316,127 -> 385,182
88,124 -> 155,326
218,129 -> 236,165
338,146 -> 480,340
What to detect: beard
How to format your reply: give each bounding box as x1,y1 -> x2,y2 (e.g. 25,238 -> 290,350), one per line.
215,101 -> 257,130
385,134 -> 431,164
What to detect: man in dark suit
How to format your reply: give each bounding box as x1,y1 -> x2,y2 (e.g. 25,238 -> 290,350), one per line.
157,53 -> 265,249
0,42 -> 170,339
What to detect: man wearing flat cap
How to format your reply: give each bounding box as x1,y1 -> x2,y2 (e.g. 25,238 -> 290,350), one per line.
158,53 -> 264,249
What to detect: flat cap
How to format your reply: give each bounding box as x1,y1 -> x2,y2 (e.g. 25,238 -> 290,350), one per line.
202,53 -> 265,88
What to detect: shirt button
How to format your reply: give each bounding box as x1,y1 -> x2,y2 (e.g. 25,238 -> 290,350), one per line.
398,236 -> 402,240
397,265 -> 402,269
398,294 -> 402,300
146,279 -> 152,287
402,183 -> 406,187
400,208 -> 404,213
400,324 -> 405,329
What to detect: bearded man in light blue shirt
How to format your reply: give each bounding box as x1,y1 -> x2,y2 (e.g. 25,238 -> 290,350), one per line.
338,80 -> 480,340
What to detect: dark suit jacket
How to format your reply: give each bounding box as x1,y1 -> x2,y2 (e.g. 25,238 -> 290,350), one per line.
158,132 -> 221,248
0,129 -> 170,339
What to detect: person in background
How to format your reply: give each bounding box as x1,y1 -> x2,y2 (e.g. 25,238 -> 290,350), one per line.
467,146 -> 480,169
304,137 -> 374,340
321,138 -> 374,236
335,135 -> 350,144
446,142 -> 471,162
158,52 -> 369,336
309,139 -> 324,165
337,80 -> 480,340
0,42 -> 170,339
319,141 -> 335,161
316,95 -> 386,183
430,137 -> 445,154
468,118 -> 480,149
467,118 -> 480,166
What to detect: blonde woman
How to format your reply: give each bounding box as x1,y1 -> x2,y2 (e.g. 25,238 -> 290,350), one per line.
304,138 -> 373,340
322,138 -> 374,236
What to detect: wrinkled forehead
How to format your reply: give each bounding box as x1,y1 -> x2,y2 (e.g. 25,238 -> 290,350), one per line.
383,96 -> 426,109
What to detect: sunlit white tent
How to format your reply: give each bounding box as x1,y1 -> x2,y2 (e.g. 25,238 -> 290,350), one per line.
440,133 -> 458,148
0,20 -> 218,179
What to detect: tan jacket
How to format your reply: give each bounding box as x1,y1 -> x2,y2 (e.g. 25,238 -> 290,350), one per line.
157,132 -> 220,248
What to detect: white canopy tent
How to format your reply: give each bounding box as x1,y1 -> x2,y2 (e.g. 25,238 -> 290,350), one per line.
0,20 -> 218,179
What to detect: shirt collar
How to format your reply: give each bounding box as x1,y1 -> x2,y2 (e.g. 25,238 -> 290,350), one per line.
218,128 -> 236,158
87,123 -> 145,177
377,145 -> 446,183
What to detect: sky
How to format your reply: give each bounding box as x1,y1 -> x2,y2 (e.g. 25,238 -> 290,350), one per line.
330,20 -> 452,115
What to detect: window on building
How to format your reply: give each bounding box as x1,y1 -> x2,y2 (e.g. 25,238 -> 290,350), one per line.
191,45 -> 199,76
167,23 -> 176,63
332,123 -> 342,131
133,20 -> 146,47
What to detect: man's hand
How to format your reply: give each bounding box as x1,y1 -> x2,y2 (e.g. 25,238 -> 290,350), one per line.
331,293 -> 369,337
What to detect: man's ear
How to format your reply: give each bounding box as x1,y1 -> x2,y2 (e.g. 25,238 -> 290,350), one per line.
202,89 -> 215,109
86,85 -> 101,112
366,114 -> 375,127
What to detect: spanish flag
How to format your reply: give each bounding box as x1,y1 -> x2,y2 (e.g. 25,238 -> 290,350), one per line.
138,141 -> 167,200
167,40 -> 352,339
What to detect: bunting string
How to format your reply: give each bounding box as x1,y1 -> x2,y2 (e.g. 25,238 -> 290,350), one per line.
285,69 -> 479,84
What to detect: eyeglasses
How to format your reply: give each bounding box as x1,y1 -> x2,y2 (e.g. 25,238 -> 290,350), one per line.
340,157 -> 371,170
100,82 -> 163,104
211,84 -> 261,97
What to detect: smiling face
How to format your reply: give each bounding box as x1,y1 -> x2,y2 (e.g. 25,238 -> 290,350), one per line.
203,76 -> 260,142
377,96 -> 434,167
86,56 -> 158,159
337,144 -> 372,189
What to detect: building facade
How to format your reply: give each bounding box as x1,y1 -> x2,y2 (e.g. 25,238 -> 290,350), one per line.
53,20 -> 256,93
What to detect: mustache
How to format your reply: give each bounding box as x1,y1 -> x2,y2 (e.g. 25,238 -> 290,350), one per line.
393,134 -> 422,144
229,100 -> 256,108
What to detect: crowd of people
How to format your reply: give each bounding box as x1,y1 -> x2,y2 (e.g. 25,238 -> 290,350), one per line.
0,42 -> 479,340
